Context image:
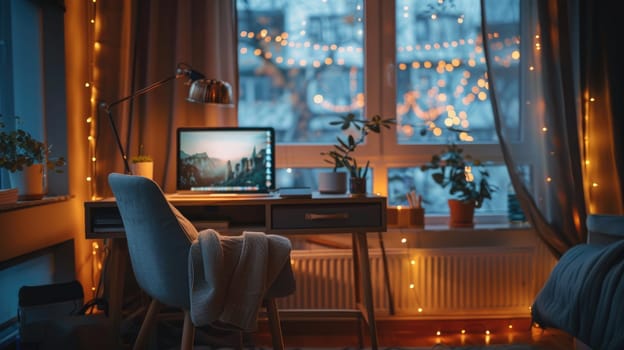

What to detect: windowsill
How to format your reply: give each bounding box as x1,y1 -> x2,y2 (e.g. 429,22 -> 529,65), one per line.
394,221 -> 531,231
0,195 -> 72,213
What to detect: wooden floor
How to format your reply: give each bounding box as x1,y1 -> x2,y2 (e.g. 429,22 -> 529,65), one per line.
252,317 -> 575,349
53,311 -> 574,350
0,315 -> 576,350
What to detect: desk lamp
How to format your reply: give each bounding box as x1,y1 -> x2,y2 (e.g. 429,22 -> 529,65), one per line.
99,62 -> 233,174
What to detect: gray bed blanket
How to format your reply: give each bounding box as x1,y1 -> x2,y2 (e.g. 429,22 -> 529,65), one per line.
531,240 -> 624,350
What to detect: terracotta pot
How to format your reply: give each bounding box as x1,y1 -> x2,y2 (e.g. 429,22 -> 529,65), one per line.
9,164 -> 46,200
318,172 -> 347,194
448,199 -> 475,228
349,177 -> 367,196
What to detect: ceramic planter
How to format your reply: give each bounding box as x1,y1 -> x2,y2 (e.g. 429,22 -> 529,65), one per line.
318,171 -> 347,194
9,164 -> 45,200
131,161 -> 153,179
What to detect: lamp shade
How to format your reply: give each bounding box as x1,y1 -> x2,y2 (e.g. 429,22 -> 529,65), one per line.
186,79 -> 233,105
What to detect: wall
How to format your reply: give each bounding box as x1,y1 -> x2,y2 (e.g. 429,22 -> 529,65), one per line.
0,0 -> 95,327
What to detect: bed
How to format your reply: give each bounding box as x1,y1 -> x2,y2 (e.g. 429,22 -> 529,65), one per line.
531,214 -> 624,350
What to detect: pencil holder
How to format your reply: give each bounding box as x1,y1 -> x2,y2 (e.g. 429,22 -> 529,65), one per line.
388,206 -> 423,228
387,207 -> 399,226
408,207 -> 425,228
397,207 -> 411,227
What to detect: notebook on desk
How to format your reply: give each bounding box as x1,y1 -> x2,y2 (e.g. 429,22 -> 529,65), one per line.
174,127 -> 276,197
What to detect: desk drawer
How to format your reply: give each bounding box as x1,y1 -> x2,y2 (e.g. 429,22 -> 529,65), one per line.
271,203 -> 382,231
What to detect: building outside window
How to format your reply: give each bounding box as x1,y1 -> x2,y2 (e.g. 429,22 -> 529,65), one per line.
237,0 -> 522,221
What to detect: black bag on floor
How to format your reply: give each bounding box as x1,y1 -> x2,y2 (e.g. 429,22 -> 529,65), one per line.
18,280 -> 85,344
17,280 -> 115,350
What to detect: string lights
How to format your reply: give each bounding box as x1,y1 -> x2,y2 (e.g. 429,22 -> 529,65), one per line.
87,0 -> 98,201
90,241 -> 100,297
398,233 -> 529,342
86,0 -> 102,298
240,25 -> 519,141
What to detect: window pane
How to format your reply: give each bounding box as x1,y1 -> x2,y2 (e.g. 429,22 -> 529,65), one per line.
395,0 -> 520,144
388,165 -> 511,215
237,0 -> 365,144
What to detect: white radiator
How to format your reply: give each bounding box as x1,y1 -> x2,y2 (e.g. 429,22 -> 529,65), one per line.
279,246 -> 546,317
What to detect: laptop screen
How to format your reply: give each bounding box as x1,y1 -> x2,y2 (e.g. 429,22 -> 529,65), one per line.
176,127 -> 275,194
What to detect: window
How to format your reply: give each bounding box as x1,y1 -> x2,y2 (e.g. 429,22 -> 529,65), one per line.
237,0 -> 365,144
0,0 -> 68,195
236,0 -> 522,220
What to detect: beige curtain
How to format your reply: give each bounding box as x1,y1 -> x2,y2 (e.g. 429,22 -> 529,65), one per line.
94,0 -> 238,196
482,0 -> 624,257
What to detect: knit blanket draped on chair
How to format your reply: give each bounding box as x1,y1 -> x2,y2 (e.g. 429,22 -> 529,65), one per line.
188,229 -> 294,332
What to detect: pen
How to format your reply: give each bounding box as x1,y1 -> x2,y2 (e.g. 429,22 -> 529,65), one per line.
408,190 -> 419,208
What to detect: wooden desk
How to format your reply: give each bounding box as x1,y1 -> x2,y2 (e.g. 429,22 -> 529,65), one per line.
84,193 -> 387,349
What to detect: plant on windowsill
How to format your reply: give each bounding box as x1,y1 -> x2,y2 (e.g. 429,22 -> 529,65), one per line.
0,114 -> 66,200
320,113 -> 396,195
420,142 -> 497,227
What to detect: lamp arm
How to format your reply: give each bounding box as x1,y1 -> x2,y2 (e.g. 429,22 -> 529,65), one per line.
98,71 -> 185,174
97,62 -> 207,174
102,107 -> 132,174
104,73 -> 180,111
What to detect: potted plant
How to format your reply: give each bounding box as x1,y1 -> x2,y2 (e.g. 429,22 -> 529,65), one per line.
130,145 -> 153,179
0,115 -> 66,199
420,142 -> 496,227
321,113 -> 395,195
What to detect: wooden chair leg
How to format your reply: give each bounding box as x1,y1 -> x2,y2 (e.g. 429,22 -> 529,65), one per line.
133,299 -> 161,350
265,298 -> 285,350
181,311 -> 195,350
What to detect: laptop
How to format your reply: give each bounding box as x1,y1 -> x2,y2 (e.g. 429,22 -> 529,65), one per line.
174,127 -> 276,197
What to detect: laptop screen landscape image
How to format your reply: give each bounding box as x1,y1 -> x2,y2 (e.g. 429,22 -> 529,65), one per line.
176,127 -> 275,194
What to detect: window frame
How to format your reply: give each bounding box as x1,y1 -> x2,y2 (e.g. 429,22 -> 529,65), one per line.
271,1 -> 505,191
0,0 -> 68,196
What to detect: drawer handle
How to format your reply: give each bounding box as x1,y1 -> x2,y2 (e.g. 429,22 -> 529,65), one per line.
305,213 -> 349,220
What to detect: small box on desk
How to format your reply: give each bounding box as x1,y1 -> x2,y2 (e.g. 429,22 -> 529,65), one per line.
387,206 -> 424,228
